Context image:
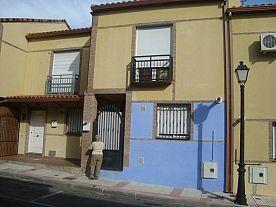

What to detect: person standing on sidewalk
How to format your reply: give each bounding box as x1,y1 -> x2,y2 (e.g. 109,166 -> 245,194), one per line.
89,135 -> 104,180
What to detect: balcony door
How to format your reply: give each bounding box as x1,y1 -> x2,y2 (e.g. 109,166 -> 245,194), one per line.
50,51 -> 80,93
135,26 -> 172,83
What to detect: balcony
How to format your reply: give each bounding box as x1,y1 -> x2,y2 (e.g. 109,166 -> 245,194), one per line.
45,74 -> 79,94
130,55 -> 173,86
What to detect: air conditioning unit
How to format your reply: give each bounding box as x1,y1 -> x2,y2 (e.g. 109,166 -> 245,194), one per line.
260,33 -> 276,52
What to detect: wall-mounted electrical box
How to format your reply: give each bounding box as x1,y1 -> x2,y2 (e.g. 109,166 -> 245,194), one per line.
51,120 -> 58,128
201,162 -> 218,179
82,122 -> 91,132
249,166 -> 268,184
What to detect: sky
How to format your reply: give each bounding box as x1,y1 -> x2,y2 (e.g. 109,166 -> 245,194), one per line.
0,0 -> 275,29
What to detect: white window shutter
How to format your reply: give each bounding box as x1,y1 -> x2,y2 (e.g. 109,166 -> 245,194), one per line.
136,26 -> 171,56
52,51 -> 80,75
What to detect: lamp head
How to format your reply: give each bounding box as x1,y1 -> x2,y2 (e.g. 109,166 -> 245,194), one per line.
235,61 -> 249,85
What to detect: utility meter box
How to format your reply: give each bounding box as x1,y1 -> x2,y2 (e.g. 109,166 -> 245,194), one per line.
201,162 -> 218,179
249,166 -> 268,184
82,122 -> 91,132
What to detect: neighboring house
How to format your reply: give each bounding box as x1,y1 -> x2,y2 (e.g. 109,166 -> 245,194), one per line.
227,6 -> 276,196
82,0 -> 235,192
0,18 -> 91,161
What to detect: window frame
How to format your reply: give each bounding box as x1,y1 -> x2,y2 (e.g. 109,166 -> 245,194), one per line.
273,122 -> 276,160
156,103 -> 191,140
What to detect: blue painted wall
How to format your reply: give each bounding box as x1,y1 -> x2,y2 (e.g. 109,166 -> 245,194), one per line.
193,102 -> 225,141
131,103 -> 154,139
101,102 -> 226,192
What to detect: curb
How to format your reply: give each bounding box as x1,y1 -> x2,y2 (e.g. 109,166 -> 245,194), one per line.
0,170 -> 239,207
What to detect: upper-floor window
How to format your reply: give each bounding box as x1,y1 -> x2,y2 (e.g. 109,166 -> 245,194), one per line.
131,26 -> 173,85
136,25 -> 172,56
46,50 -> 80,94
273,122 -> 276,160
52,51 -> 80,76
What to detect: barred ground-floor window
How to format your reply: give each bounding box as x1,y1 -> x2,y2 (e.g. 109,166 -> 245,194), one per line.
157,104 -> 191,140
273,122 -> 276,160
66,108 -> 83,135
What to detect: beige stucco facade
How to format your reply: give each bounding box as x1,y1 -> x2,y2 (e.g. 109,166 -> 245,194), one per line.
93,2 -> 225,102
24,36 -> 90,95
231,13 -> 276,196
0,22 -> 69,97
18,106 -> 81,159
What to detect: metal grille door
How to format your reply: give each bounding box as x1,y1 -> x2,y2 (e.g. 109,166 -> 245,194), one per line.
97,104 -> 124,171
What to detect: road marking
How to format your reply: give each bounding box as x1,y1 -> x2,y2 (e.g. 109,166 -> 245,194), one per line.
31,190 -> 63,202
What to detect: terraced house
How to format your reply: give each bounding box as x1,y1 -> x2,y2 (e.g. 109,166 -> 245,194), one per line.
0,18 -> 90,162
82,0 -> 232,192
228,5 -> 276,197
0,0 -> 276,197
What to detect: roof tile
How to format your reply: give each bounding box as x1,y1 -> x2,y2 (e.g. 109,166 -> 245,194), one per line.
0,18 -> 70,29
26,27 -> 91,40
1,95 -> 84,103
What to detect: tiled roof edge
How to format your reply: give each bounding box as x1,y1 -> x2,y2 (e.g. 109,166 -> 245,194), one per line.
91,0 -> 221,13
25,27 -> 91,40
0,18 -> 70,29
227,4 -> 276,14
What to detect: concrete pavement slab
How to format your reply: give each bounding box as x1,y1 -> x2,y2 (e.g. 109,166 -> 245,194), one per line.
0,163 -> 35,171
26,169 -> 73,179
122,182 -> 173,195
75,176 -> 121,187
180,188 -> 202,198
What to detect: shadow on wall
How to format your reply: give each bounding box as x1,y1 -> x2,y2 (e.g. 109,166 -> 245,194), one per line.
249,41 -> 276,64
192,102 -> 217,191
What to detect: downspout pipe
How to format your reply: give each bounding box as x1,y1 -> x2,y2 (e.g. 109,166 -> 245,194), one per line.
223,0 -> 234,193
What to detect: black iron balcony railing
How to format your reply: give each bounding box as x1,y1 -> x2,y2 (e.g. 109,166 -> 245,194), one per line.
130,55 -> 173,86
45,74 -> 79,94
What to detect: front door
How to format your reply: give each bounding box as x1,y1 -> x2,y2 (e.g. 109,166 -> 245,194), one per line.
97,104 -> 124,171
28,111 -> 46,154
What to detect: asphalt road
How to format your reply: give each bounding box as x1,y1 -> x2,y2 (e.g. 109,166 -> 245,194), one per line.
0,176 -> 171,207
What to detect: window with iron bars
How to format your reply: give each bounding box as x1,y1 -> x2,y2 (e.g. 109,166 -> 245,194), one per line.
66,108 -> 83,135
157,104 -> 191,140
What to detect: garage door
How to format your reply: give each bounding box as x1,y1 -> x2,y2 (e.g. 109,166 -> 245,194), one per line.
0,107 -> 19,157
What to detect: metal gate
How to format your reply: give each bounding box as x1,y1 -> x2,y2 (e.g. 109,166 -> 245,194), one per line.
0,107 -> 19,157
96,104 -> 124,171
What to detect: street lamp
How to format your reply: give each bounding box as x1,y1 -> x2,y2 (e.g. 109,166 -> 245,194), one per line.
235,61 -> 249,206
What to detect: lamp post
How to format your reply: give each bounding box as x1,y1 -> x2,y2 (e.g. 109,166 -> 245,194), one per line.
235,61 -> 249,206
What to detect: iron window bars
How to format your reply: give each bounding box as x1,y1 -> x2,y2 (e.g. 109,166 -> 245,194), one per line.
131,55 -> 173,86
273,122 -> 276,160
66,108 -> 83,135
157,104 -> 191,140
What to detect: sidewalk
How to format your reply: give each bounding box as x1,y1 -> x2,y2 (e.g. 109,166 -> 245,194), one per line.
0,160 -> 275,207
